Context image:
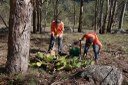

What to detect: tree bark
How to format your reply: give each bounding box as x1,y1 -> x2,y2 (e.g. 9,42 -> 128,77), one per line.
118,0 -> 127,29
36,0 -> 42,33
33,0 -> 37,33
73,0 -> 76,32
101,0 -> 110,33
54,0 -> 59,19
107,0 -> 117,33
6,0 -> 32,74
44,0 -> 49,32
78,0 -> 84,32
94,0 -> 98,32
99,0 -> 104,34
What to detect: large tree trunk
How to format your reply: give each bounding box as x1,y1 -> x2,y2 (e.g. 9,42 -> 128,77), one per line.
118,0 -> 127,29
78,0 -> 84,32
99,0 -> 104,34
107,0 -> 117,33
101,0 -> 110,34
6,0 -> 32,74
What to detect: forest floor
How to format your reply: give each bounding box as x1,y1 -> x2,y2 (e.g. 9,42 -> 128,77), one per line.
0,26 -> 128,85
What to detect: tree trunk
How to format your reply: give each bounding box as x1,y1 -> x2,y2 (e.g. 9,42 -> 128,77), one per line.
118,0 -> 127,29
54,0 -> 59,19
107,0 -> 117,33
106,0 -> 113,33
78,0 -> 84,32
99,0 -> 104,34
101,0 -> 110,33
36,0 -> 40,32
6,0 -> 32,74
39,4 -> 42,33
33,7 -> 37,33
44,0 -> 49,32
37,0 -> 42,33
94,0 -> 98,32
73,0 -> 76,32
33,0 -> 37,33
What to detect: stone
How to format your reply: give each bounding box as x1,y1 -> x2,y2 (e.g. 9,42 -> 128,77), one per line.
74,65 -> 123,85
64,26 -> 73,32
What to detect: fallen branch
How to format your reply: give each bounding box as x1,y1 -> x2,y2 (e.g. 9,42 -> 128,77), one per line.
0,14 -> 8,28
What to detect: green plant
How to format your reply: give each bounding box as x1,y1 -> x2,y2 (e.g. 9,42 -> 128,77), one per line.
8,80 -> 14,85
28,78 -> 36,85
30,52 -> 95,72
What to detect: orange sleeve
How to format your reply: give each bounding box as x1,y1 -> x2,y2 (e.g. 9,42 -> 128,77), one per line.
61,22 -> 64,33
95,35 -> 102,49
58,22 -> 64,34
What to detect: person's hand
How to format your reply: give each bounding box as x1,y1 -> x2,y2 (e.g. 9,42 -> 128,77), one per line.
52,33 -> 57,39
79,38 -> 82,41
52,32 -> 55,37
56,34 -> 59,37
98,49 -> 102,54
58,34 -> 63,38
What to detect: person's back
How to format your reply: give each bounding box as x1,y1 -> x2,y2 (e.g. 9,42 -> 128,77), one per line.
84,32 -> 102,49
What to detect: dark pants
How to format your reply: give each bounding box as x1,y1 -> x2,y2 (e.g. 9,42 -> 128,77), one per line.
84,42 -> 99,61
48,35 -> 63,53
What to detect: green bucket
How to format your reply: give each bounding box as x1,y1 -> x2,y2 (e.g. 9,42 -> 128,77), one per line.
69,47 -> 80,57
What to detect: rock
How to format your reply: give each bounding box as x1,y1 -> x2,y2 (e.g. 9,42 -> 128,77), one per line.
114,59 -> 128,85
64,26 -> 73,32
74,65 -> 123,85
111,29 -> 126,34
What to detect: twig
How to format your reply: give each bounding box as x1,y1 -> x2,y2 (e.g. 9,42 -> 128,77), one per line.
100,67 -> 113,85
35,57 -> 42,62
0,14 -> 8,28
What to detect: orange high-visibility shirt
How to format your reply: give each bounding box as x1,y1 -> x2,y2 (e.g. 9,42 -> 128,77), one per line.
84,32 -> 102,48
51,21 -> 64,37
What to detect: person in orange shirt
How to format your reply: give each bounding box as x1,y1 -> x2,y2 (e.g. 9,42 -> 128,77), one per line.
80,32 -> 102,63
48,18 -> 64,55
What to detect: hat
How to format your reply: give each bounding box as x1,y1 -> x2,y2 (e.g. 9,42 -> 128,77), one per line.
55,18 -> 61,25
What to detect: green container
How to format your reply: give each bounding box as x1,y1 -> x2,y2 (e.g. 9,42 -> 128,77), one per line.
69,47 -> 80,57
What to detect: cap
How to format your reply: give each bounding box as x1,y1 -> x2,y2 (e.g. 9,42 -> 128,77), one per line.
55,18 -> 61,25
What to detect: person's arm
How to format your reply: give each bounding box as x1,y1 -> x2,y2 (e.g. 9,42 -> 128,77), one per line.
98,44 -> 102,53
96,39 -> 102,53
51,22 -> 55,37
94,34 -> 102,53
80,34 -> 86,41
58,22 -> 64,38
